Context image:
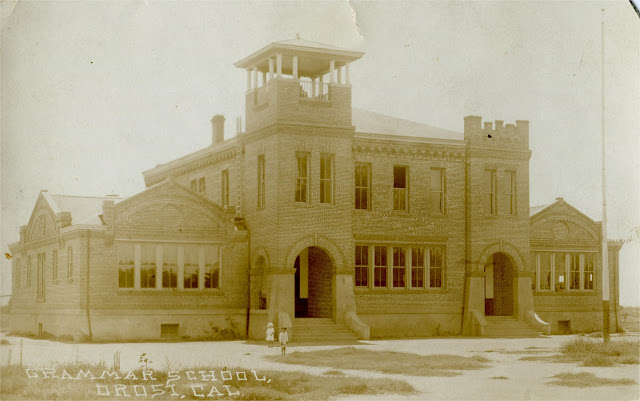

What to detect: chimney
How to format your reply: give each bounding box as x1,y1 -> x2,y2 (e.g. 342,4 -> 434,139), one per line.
102,200 -> 115,226
212,115 -> 225,145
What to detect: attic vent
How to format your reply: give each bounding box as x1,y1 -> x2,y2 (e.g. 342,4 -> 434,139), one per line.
160,204 -> 182,227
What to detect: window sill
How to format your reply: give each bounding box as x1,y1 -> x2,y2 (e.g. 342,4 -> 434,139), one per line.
355,287 -> 446,294
293,202 -> 312,208
534,290 -> 597,296
117,289 -> 224,296
391,210 -> 411,217
354,208 -> 371,213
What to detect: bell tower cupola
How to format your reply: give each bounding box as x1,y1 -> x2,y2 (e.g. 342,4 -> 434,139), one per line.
234,37 -> 364,133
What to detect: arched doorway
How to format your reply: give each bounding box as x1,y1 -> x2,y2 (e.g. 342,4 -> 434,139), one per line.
484,252 -> 514,316
294,246 -> 333,318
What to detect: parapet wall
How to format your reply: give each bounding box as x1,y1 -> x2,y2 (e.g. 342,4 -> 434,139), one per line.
464,115 -> 529,149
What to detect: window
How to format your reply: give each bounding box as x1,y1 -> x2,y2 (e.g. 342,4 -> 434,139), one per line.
431,168 -> 445,214
503,171 -> 516,215
392,247 -> 406,288
190,180 -> 197,192
295,153 -> 309,203
27,256 -> 32,286
355,245 -> 368,287
411,247 -> 424,288
393,166 -> 408,211
429,246 -> 443,288
257,155 -> 265,208
204,245 -> 220,289
37,253 -> 45,299
374,246 -> 387,288
584,253 -> 594,290
355,163 -> 370,210
52,250 -> 58,281
183,245 -> 199,289
554,253 -> 566,291
320,154 -> 334,204
67,247 -> 73,278
569,253 -> 580,290
141,244 -> 156,289
162,244 -> 178,288
198,177 -> 206,193
484,170 -> 497,215
118,244 -> 134,288
538,253 -> 552,290
221,170 -> 230,207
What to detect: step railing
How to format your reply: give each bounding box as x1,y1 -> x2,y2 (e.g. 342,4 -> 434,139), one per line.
525,310 -> 551,335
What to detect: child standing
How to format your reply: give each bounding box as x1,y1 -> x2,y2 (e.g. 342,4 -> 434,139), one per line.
278,327 -> 289,355
265,322 -> 275,348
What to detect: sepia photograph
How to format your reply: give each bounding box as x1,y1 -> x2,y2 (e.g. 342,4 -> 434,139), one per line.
1,1 -> 639,400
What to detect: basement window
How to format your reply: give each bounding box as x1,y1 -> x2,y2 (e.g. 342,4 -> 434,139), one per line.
160,324 -> 180,339
558,320 -> 571,334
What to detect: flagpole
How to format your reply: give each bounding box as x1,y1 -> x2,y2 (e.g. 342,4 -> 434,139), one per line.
601,8 -> 610,343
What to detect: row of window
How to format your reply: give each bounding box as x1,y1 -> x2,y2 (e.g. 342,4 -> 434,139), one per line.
190,170 -> 231,207
531,252 -> 595,292
355,245 -> 445,289
14,248 -> 74,291
259,154 -> 517,215
118,243 -> 220,290
293,153 -> 335,204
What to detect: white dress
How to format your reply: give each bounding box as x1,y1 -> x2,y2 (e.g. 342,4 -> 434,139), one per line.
266,327 -> 275,341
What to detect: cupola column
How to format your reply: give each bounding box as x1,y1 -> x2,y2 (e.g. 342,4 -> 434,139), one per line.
337,65 -> 342,84
253,67 -> 259,89
311,77 -> 317,97
292,55 -> 298,79
345,63 -> 350,84
268,57 -> 274,80
329,59 -> 336,84
276,53 -> 282,77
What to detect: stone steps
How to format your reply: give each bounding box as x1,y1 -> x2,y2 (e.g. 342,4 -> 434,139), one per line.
292,318 -> 359,342
484,316 -> 542,338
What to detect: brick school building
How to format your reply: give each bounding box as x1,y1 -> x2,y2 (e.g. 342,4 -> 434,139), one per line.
8,39 -> 622,341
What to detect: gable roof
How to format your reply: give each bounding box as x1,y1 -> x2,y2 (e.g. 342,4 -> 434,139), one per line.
352,108 -> 463,141
48,193 -> 123,225
530,204 -> 551,217
529,197 -> 599,225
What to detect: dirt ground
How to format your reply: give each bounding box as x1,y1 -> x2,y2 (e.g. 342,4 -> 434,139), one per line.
1,333 -> 638,400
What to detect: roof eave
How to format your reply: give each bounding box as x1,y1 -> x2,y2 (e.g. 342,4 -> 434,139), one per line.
234,43 -> 364,69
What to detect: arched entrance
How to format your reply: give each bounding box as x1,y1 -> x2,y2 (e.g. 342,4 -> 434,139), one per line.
484,252 -> 514,316
294,246 -> 333,318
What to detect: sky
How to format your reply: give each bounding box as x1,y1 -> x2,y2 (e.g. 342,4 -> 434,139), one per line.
1,0 -> 639,306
